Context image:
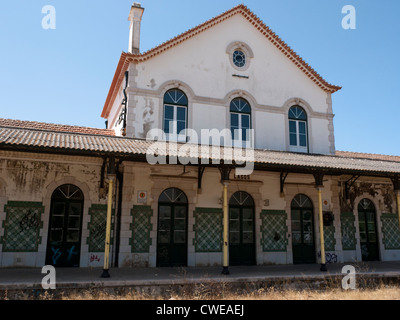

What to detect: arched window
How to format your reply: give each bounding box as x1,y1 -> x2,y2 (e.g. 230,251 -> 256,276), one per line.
46,184 -> 84,267
289,106 -> 308,152
291,194 -> 315,264
157,188 -> 188,267
163,89 -> 188,142
230,98 -> 252,145
358,199 -> 379,261
229,191 -> 255,265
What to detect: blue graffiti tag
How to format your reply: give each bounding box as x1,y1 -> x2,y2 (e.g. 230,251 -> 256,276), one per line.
66,245 -> 79,262
51,247 -> 62,265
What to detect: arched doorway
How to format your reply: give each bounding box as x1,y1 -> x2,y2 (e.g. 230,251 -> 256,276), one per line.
229,191 -> 256,266
45,184 -> 84,267
358,199 -> 379,261
291,194 -> 316,264
157,188 -> 188,267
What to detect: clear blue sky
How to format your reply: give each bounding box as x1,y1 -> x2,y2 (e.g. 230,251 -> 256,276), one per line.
0,1 -> 399,156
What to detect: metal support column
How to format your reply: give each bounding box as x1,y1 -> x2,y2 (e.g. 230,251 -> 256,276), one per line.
313,172 -> 327,272
222,181 -> 229,275
101,176 -> 114,278
317,187 -> 327,272
397,192 -> 400,230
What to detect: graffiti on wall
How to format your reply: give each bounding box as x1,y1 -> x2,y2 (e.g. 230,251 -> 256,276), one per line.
19,209 -> 40,232
89,253 -> 101,263
318,251 -> 338,263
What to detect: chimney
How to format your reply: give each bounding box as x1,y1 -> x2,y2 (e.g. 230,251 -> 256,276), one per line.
128,2 -> 145,54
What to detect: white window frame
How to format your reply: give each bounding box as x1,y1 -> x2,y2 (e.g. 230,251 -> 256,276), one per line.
163,104 -> 187,143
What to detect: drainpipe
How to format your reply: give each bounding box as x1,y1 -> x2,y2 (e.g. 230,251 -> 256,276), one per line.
101,158 -> 116,278
121,71 -> 129,136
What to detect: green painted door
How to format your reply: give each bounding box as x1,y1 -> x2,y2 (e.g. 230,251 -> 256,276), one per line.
157,188 -> 188,267
46,185 -> 84,268
229,192 -> 255,266
291,194 -> 315,264
358,199 -> 379,261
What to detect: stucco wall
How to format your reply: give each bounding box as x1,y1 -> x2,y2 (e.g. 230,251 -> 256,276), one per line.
109,14 -> 335,154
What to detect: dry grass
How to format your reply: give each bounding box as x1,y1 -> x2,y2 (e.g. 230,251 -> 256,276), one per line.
2,262 -> 399,300
2,282 -> 400,300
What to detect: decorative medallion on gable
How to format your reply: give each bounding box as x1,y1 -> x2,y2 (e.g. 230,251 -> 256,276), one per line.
226,41 -> 254,71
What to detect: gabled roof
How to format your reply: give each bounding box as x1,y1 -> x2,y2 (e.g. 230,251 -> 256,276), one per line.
1,125 -> 399,177
101,4 -> 341,118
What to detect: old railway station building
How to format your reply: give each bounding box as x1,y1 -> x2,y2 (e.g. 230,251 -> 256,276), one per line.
0,4 -> 399,272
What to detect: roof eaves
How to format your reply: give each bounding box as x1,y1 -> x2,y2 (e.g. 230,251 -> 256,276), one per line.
101,52 -> 129,119
126,4 -> 341,93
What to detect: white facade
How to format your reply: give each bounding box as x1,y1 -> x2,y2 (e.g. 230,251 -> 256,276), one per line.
104,8 -> 337,155
1,4 -> 399,269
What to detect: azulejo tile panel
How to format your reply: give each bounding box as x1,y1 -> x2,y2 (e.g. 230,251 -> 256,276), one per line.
130,205 -> 152,253
260,210 -> 287,252
341,212 -> 356,250
323,220 -> 336,252
381,213 -> 400,250
1,201 -> 44,252
193,208 -> 223,252
87,204 -> 114,252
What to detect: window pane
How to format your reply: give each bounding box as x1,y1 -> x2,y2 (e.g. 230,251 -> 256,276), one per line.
229,219 -> 240,232
177,120 -> 186,135
52,216 -> 64,229
303,232 -> 313,244
299,134 -> 307,147
298,122 -> 306,134
177,107 -> 186,121
68,216 -> 80,229
159,206 -> 171,219
159,219 -> 171,231
243,231 -> 254,244
242,208 -> 253,220
50,230 -> 63,242
175,207 -> 186,219
241,115 -> 250,129
67,230 -> 80,242
164,120 -> 171,134
174,231 -> 186,244
164,89 -> 188,106
292,231 -> 301,244
291,210 -> 301,221
174,218 -> 186,231
290,133 -> 297,146
289,120 -> 296,134
158,231 -> 170,244
243,220 -> 253,232
292,221 -> 301,232
230,208 -> 240,220
164,105 -> 174,120
231,113 -> 239,127
230,231 -> 240,244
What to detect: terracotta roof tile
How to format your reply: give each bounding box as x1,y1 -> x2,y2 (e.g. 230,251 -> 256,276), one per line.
102,5 -> 341,118
1,126 -> 399,175
336,151 -> 400,162
0,118 -> 115,137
